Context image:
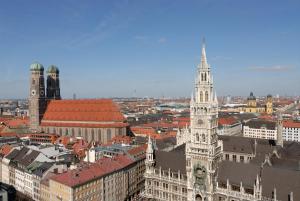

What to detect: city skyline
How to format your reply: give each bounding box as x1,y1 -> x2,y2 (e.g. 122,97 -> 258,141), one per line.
0,0 -> 299,99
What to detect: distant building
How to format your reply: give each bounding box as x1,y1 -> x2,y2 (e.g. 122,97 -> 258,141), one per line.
244,92 -> 273,114
143,42 -> 299,201
243,119 -> 277,140
28,63 -> 128,143
50,153 -> 145,201
283,120 -> 300,142
218,117 -> 242,136
1,146 -> 68,201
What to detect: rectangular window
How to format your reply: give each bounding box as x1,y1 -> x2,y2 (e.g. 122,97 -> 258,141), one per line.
232,155 -> 237,162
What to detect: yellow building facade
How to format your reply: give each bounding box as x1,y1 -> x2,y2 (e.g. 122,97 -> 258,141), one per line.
244,92 -> 273,114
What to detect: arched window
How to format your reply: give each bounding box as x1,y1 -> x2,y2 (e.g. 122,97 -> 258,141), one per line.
47,128 -> 50,133
196,133 -> 199,142
91,129 -> 95,141
107,129 -> 112,141
78,128 -> 81,137
53,128 -> 56,134
202,134 -> 206,142
85,128 -> 88,138
204,73 -> 207,81
65,128 -> 69,136
98,129 -> 101,142
196,194 -> 202,201
72,128 -> 75,137
205,91 -> 209,102
200,92 -> 203,102
59,128 -> 62,135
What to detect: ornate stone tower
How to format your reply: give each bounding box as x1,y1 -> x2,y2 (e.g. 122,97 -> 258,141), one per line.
29,62 -> 46,132
186,42 -> 222,201
46,65 -> 61,100
145,136 -> 155,172
266,94 -> 273,114
277,110 -> 283,147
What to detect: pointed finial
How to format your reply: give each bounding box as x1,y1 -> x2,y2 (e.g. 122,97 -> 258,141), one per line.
147,135 -> 153,153
201,37 -> 207,65
214,91 -> 218,103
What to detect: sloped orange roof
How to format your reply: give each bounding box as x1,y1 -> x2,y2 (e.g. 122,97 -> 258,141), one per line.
42,99 -> 125,122
218,117 -> 238,126
40,122 -> 128,128
0,144 -> 12,156
0,126 -> 5,133
0,132 -> 18,137
131,127 -> 157,136
283,120 -> 300,128
108,135 -> 132,145
127,144 -> 147,159
6,118 -> 29,128
51,154 -> 133,187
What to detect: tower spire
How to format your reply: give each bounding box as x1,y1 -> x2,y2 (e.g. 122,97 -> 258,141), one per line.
201,37 -> 207,66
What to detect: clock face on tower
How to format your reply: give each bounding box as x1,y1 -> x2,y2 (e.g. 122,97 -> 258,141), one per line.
198,119 -> 203,125
31,90 -> 36,96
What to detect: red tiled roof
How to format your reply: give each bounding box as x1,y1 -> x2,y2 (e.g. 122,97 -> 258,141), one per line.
6,118 -> 29,128
0,132 -> 19,137
0,126 -> 5,133
40,122 -> 128,128
51,154 -> 134,187
42,99 -> 125,122
127,144 -> 147,158
283,120 -> 300,128
0,144 -> 12,156
218,117 -> 238,126
131,127 -> 157,137
108,135 -> 132,145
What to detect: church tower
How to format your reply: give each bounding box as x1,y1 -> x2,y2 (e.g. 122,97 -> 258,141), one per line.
186,42 -> 222,201
29,62 -> 46,132
266,94 -> 273,114
46,65 -> 61,100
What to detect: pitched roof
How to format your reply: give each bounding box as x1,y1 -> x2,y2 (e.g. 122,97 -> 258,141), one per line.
283,120 -> 300,128
261,166 -> 300,201
42,99 -> 125,123
51,154 -> 134,188
218,117 -> 239,126
244,119 -> 276,130
217,160 -> 260,188
155,144 -> 186,173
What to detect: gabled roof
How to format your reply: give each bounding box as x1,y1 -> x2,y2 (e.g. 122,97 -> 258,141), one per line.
244,119 -> 276,130
155,144 -> 186,173
217,160 -> 260,188
51,154 -> 134,188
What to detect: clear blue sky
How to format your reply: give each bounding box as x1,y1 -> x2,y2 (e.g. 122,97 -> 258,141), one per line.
0,0 -> 299,99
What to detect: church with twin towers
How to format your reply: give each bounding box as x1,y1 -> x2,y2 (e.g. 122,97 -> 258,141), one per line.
143,42 -> 300,201
28,63 -> 128,144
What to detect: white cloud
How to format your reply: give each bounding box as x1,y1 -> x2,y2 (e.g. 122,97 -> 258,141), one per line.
158,37 -> 167,43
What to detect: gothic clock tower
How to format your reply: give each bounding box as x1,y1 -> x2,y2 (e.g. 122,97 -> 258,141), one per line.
186,42 -> 222,201
29,62 -> 46,132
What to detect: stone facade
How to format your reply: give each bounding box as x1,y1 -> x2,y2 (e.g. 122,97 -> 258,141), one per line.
28,63 -> 127,143
143,42 -> 299,201
29,63 -> 47,132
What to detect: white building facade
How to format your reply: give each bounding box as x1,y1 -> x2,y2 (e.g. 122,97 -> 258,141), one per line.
243,120 -> 277,140
282,120 -> 300,142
